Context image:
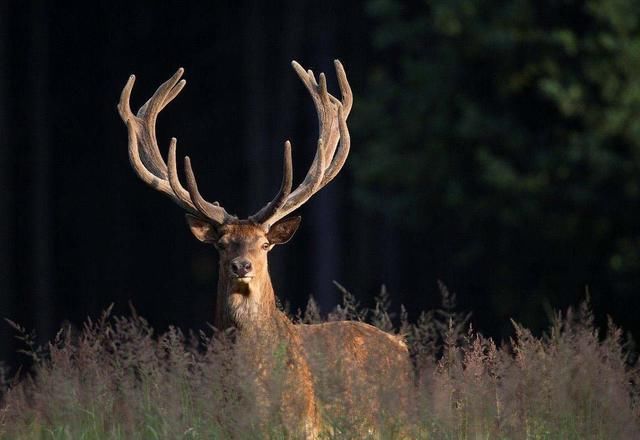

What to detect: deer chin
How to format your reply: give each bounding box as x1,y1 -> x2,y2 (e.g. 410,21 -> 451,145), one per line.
233,276 -> 253,284
230,276 -> 254,295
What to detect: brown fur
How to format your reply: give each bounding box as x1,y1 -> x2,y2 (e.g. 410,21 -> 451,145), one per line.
299,321 -> 413,428
120,62 -> 396,437
187,219 -> 412,436
189,220 -> 318,437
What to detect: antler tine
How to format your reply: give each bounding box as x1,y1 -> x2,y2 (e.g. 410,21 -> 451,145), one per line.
119,69 -> 231,224
249,141 -> 293,225
160,78 -> 186,112
334,59 -> 353,116
288,64 -> 334,183
312,60 -> 352,187
118,68 -> 195,213
316,72 -> 337,171
140,68 -> 185,119
118,68 -> 184,178
320,103 -> 350,186
291,62 -> 345,190
133,69 -> 185,177
252,60 -> 352,227
167,137 -> 200,209
117,74 -> 136,122
184,156 -> 232,225
122,114 -> 195,212
310,60 -> 352,188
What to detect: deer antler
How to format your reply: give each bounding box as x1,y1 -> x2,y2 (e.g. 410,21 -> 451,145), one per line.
250,60 -> 352,227
119,62 -> 351,228
118,68 -> 233,225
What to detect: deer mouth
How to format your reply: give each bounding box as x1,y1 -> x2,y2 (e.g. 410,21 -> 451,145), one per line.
232,276 -> 253,284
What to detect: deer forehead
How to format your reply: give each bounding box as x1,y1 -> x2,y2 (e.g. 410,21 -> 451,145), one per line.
218,224 -> 268,246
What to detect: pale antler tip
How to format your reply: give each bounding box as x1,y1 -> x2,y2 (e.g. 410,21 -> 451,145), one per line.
168,68 -> 185,84
319,73 -> 327,90
121,75 -> 135,99
168,138 -> 177,159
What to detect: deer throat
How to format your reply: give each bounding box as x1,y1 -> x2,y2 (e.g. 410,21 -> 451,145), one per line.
223,276 -> 276,328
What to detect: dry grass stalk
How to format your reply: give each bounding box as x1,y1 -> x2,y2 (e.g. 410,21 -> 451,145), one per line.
1,291 -> 638,439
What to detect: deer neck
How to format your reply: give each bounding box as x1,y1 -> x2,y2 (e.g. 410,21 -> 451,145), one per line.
215,266 -> 278,331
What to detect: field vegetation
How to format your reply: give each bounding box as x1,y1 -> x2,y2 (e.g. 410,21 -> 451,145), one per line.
1,286 -> 638,439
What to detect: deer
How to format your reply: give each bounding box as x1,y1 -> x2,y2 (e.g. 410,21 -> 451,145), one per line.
118,61 -> 412,437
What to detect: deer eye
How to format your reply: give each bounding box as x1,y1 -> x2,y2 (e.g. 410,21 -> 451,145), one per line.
261,242 -> 270,251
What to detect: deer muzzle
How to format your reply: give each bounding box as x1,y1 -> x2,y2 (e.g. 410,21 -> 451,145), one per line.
230,258 -> 253,281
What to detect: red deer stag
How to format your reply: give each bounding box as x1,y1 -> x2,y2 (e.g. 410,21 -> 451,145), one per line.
118,61 -> 412,437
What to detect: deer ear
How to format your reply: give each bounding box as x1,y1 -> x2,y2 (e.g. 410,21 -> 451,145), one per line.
267,216 -> 301,245
185,214 -> 219,243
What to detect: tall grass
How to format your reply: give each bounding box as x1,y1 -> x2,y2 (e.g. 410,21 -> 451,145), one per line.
1,288 -> 638,439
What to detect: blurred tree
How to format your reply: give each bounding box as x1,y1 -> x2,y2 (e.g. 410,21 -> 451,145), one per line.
356,0 -> 640,331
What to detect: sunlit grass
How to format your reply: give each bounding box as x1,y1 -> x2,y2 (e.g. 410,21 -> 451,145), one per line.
1,287 -> 638,439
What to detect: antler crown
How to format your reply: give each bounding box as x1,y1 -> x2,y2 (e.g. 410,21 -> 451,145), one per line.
118,61 -> 352,228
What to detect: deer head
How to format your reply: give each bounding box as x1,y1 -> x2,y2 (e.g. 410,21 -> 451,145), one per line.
118,61 -> 352,329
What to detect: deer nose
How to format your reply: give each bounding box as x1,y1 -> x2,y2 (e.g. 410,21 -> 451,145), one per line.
231,258 -> 252,277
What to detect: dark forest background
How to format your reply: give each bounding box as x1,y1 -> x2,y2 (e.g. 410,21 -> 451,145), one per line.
2,0 -> 640,368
